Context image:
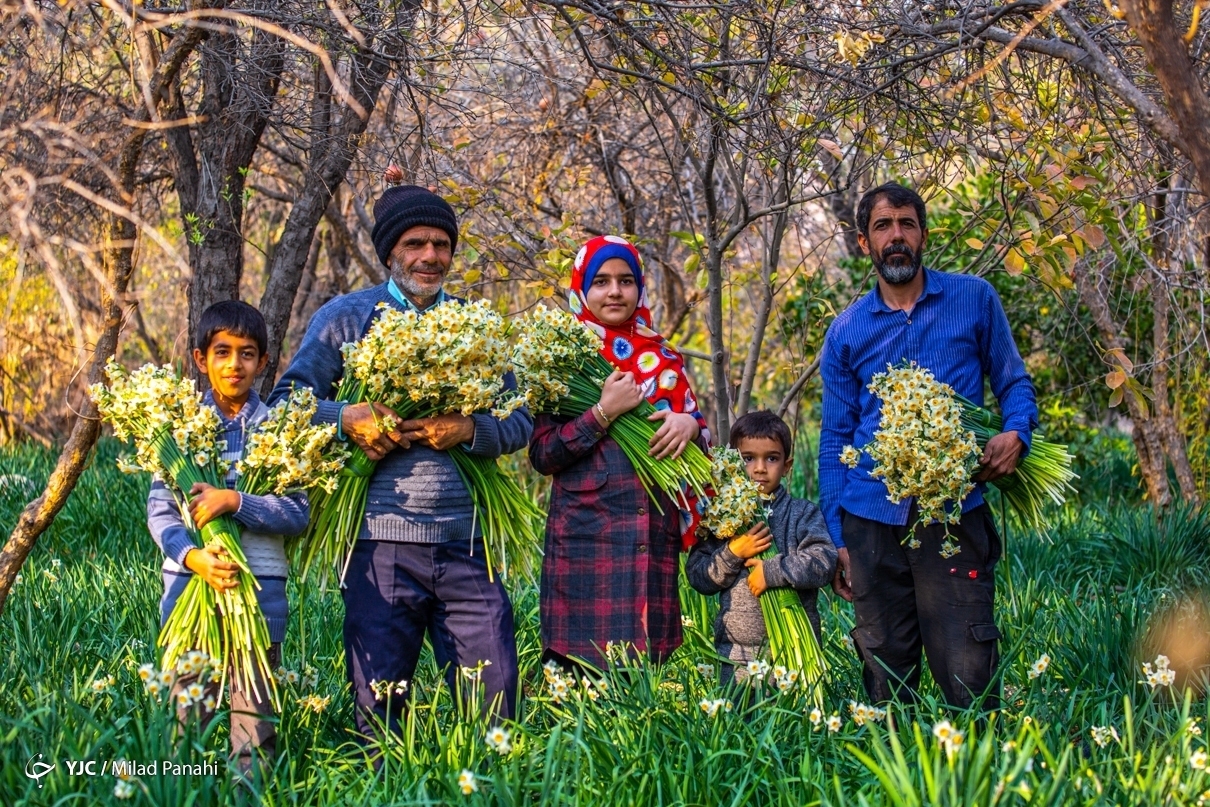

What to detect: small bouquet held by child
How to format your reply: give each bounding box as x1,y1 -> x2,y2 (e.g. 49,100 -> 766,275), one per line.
296,298 -> 544,588
841,362 -> 1077,557
698,445 -> 828,706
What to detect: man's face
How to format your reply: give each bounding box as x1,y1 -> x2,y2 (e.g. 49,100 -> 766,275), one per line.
388,224 -> 453,304
858,198 -> 927,285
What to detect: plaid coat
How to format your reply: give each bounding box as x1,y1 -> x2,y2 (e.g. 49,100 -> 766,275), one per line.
530,410 -> 684,664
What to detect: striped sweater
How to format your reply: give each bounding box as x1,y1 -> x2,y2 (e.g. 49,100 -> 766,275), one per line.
146,390 -> 308,643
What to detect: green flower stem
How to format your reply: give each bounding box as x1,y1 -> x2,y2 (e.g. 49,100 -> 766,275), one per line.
954,395 -> 1078,532
151,428 -> 278,708
755,545 -> 826,709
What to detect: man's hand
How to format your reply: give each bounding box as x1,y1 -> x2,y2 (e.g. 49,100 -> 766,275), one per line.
744,557 -> 768,596
187,483 -> 240,530
727,523 -> 772,560
184,546 -> 240,592
342,402 -> 409,460
832,547 -> 852,602
647,410 -> 700,460
976,430 -> 1023,481
398,414 -> 476,451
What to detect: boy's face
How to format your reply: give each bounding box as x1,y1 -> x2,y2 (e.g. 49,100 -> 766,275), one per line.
193,330 -> 266,403
736,436 -> 792,496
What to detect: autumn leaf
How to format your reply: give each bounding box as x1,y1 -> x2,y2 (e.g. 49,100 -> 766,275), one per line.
1004,247 -> 1026,276
965,237 -> 985,250
817,138 -> 843,159
1082,224 -> 1107,249
1105,370 -> 1126,389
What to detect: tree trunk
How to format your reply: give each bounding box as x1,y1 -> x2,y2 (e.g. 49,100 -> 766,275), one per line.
163,7 -> 287,346
1120,0 -> 1210,198
0,20 -> 208,614
1073,258 -> 1173,506
258,6 -> 415,393
735,201 -> 787,416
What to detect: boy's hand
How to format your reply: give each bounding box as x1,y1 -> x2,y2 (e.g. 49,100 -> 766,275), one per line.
184,547 -> 240,592
398,414 -> 475,451
744,557 -> 767,596
342,401 -> 410,460
647,410 -> 700,460
598,370 -> 644,422
187,483 -> 241,529
727,523 -> 771,560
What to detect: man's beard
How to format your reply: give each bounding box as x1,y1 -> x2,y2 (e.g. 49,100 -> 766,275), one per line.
873,243 -> 922,285
389,257 -> 445,301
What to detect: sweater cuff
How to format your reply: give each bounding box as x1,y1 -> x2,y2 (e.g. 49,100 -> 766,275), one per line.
464,413 -> 498,456
762,553 -> 788,589
161,526 -> 198,567
233,493 -> 268,533
316,399 -> 346,430
718,544 -> 748,571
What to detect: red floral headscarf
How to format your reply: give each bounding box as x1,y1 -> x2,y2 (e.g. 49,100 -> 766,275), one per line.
570,235 -> 710,548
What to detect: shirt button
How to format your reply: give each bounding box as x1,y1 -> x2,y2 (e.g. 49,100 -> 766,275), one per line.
637,507 -> 646,515
637,545 -> 648,554
906,318 -> 912,325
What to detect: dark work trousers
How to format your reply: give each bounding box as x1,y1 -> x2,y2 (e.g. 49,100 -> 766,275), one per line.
844,504 -> 1002,711
342,537 -> 519,740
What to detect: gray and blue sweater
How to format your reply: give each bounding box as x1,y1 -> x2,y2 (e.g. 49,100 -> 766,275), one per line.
686,486 -> 838,662
268,282 -> 533,544
147,390 -> 309,643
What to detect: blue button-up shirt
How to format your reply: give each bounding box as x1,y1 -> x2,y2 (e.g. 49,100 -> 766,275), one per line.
818,268 -> 1038,547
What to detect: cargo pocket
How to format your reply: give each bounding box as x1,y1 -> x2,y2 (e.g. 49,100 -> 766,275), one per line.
964,622 -> 1002,695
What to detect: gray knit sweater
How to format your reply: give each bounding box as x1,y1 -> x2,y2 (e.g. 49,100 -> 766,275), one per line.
269,283 -> 533,543
685,486 -> 838,657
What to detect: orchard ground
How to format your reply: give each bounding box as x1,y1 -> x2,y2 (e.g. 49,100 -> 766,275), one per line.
3,437 -> 1210,806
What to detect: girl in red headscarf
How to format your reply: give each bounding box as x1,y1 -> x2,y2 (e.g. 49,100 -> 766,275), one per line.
529,235 -> 710,672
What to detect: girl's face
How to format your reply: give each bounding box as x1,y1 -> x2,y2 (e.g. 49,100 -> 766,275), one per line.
584,258 -> 640,326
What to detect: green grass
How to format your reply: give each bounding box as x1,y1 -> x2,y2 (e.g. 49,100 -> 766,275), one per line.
2,439 -> 1210,805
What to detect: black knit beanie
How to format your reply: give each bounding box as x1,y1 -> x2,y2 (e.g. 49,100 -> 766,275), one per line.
370,185 -> 458,268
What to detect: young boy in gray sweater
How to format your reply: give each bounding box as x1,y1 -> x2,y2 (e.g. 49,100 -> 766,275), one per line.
686,410 -> 837,683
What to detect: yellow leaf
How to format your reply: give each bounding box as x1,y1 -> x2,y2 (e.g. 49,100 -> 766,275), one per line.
462,269 -> 482,284
1105,370 -> 1126,390
1004,248 -> 1026,276
965,238 -> 985,250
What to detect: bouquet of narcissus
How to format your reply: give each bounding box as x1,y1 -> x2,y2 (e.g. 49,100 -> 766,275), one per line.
841,362 -> 1077,557
511,304 -> 712,510
238,386 -> 349,500
90,362 -> 275,704
296,299 -> 543,588
700,447 -> 826,706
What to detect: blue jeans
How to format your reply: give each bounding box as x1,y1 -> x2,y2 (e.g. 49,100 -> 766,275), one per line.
342,537 -> 519,738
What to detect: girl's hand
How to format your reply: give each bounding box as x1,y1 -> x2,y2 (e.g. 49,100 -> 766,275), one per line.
187,483 -> 241,529
647,410 -> 700,459
184,547 -> 240,592
598,370 -> 644,422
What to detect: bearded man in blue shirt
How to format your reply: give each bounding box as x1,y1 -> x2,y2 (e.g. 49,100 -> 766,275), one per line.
819,183 -> 1038,711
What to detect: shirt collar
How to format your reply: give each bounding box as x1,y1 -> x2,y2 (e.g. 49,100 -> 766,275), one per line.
868,267 -> 942,314
203,388 -> 260,426
387,278 -> 445,312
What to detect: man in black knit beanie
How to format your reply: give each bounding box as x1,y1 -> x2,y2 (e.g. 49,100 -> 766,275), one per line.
271,175 -> 530,737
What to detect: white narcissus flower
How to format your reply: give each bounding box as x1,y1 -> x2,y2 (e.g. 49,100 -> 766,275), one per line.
458,769 -> 478,795
1192,749 -> 1209,771
826,714 -> 842,733
485,726 -> 512,754
1028,653 -> 1051,680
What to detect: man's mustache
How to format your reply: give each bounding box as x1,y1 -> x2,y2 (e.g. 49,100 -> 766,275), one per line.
880,244 -> 915,262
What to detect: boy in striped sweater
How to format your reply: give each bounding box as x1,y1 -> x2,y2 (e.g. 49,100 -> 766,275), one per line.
147,300 -> 308,773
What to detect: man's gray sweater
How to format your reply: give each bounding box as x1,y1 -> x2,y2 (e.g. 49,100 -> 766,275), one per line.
269,283 -> 533,544
686,486 -> 838,659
